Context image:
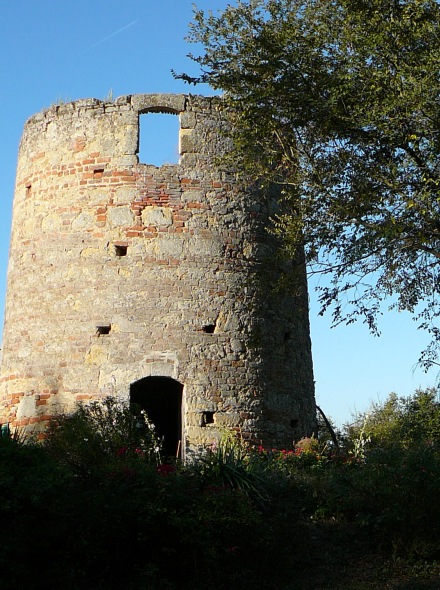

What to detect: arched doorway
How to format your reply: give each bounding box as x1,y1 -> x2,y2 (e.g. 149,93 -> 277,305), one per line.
130,376 -> 183,458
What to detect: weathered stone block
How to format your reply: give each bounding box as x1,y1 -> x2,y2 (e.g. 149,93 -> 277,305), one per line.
142,206 -> 173,227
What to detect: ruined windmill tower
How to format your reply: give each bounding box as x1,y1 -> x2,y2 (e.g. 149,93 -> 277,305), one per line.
0,93 -> 316,455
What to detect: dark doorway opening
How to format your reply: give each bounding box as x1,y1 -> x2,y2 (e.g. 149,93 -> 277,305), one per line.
130,376 -> 183,458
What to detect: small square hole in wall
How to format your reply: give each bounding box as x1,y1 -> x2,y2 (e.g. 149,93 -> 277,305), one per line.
114,244 -> 128,257
93,168 -> 104,179
290,419 -> 299,429
202,324 -> 216,334
96,324 -> 111,335
202,411 -> 215,426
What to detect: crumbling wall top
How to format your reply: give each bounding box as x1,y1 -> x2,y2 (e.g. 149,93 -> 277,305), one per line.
25,93 -> 219,129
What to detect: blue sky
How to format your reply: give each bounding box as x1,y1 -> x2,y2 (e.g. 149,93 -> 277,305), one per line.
0,0 -> 436,428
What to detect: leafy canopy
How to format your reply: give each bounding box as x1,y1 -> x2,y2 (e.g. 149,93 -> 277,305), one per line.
179,0 -> 440,368
347,387 -> 440,448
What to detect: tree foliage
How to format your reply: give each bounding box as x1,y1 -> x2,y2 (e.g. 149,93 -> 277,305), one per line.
179,0 -> 440,367
347,387 -> 440,447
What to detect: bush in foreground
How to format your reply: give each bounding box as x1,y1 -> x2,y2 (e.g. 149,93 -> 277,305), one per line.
0,402 -> 305,589
1,390 -> 439,588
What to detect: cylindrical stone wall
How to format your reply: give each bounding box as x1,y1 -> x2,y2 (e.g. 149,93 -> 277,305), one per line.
0,93 -> 316,453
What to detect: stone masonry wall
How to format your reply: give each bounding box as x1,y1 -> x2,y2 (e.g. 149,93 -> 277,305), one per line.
0,93 -> 316,454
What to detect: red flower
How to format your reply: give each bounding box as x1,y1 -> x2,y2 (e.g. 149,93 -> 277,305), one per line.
156,464 -> 176,476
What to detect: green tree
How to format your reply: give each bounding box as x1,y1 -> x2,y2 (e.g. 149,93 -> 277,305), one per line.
179,0 -> 440,367
347,387 -> 440,448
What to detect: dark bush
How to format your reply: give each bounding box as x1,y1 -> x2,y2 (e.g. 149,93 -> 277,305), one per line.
0,401 -> 308,589
2,391 -> 439,588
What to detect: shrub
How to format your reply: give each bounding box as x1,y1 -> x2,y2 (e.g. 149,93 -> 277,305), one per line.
1,402 -> 308,589
194,431 -> 269,503
2,391 -> 439,587
346,388 -> 440,449
309,391 -> 440,558
44,397 -> 162,477
0,433 -> 78,587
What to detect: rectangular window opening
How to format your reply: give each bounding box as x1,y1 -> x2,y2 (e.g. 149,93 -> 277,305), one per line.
138,112 -> 179,166
202,411 -> 215,426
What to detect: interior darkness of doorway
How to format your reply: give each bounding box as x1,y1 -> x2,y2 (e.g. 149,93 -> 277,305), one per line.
130,376 -> 183,458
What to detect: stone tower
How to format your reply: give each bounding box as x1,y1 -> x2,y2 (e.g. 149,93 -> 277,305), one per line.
0,93 -> 315,455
